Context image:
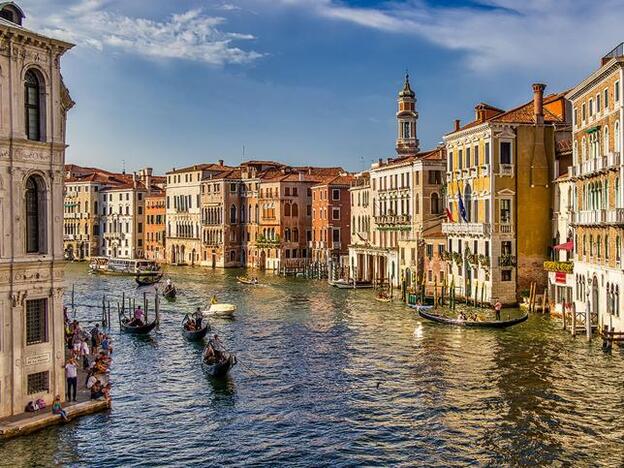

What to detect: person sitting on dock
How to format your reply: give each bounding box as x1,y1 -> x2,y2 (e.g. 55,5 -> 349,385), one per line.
90,380 -> 105,400
52,395 -> 70,422
101,334 -> 112,355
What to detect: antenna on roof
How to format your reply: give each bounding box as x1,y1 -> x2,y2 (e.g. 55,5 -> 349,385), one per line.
122,159 -> 126,175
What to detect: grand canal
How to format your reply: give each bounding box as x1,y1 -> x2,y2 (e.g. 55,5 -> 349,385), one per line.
3,264 -> 624,466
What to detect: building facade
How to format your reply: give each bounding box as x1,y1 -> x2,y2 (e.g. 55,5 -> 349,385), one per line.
0,3 -> 74,417
567,44 -> 624,331
144,191 -> 166,262
311,175 -> 353,265
444,84 -> 570,305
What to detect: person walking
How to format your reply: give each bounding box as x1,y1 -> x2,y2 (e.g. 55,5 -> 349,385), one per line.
494,300 -> 502,321
80,338 -> 90,370
64,358 -> 78,402
90,323 -> 100,353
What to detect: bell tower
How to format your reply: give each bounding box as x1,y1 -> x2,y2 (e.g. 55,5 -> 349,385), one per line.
396,73 -> 419,155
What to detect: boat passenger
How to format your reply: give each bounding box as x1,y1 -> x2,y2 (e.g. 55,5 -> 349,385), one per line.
193,308 -> 203,329
494,300 -> 502,321
132,306 -> 145,326
458,312 -> 467,321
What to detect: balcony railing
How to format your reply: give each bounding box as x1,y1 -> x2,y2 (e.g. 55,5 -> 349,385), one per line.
543,261 -> 573,274
442,222 -> 491,236
495,223 -> 513,234
331,242 -> 341,250
374,214 -> 411,225
606,208 -> 624,223
499,164 -> 513,176
572,210 -> 606,225
573,152 -> 621,179
498,254 -> 516,267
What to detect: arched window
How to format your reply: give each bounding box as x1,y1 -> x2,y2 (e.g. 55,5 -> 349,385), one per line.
292,203 -> 299,217
25,70 -> 43,141
604,126 -> 610,154
582,136 -> 587,160
284,204 -> 291,217
229,204 -> 237,224
605,235 -> 609,260
431,193 -> 440,214
573,141 -> 578,165
25,175 -> 45,253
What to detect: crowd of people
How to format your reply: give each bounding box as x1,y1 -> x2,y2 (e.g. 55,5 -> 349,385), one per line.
58,307 -> 113,422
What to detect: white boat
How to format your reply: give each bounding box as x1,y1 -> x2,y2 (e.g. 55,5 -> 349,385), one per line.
89,257 -> 161,277
203,303 -> 237,318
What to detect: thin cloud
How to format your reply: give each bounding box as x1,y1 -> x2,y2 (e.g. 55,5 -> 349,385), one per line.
24,0 -> 263,66
268,0 -> 622,73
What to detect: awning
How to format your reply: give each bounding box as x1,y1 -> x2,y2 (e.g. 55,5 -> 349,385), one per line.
553,241 -> 574,251
585,126 -> 601,134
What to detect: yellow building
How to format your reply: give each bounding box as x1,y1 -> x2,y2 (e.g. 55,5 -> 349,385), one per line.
567,43 -> 624,331
443,84 -> 570,305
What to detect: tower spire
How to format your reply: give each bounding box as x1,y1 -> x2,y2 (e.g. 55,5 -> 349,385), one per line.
396,71 -> 419,154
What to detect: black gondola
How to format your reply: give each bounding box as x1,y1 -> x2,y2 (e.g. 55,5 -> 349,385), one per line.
182,317 -> 210,341
119,313 -> 158,335
202,354 -> 237,378
163,285 -> 177,300
418,310 -> 529,329
136,274 -> 163,287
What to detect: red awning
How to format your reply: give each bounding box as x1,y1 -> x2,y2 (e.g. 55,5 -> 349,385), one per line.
553,241 -> 574,251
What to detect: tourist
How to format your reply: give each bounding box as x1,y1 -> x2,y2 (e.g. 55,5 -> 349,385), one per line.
79,338 -> 90,370
65,358 -> 78,402
102,383 -> 112,403
52,395 -> 69,422
90,323 -> 100,353
101,334 -> 112,355
86,373 -> 99,392
90,380 -> 105,400
494,300 -> 502,321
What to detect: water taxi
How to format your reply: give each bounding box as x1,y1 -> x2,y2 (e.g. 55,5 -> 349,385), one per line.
89,257 -> 161,277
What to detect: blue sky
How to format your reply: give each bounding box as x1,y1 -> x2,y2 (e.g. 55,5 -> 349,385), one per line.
22,0 -> 624,174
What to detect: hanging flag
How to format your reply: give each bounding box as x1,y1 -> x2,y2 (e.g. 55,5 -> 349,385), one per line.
446,206 -> 455,223
458,190 -> 468,223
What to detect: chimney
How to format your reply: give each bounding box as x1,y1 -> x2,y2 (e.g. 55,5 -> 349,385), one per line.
532,83 -> 546,125
218,159 -> 224,166
454,119 -> 461,131
298,172 -> 304,182
132,172 -> 137,189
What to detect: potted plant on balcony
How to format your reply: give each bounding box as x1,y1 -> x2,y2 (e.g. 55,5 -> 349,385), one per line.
499,253 -> 516,267
452,252 -> 463,267
478,254 -> 490,269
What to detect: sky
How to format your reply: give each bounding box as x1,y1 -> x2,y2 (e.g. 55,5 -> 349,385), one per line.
19,0 -> 624,174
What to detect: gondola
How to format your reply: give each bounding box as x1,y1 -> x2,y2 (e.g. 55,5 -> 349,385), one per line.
136,274 -> 163,287
408,304 -> 434,312
163,285 -> 177,300
119,313 -> 158,335
181,316 -> 210,341
418,310 -> 529,329
202,353 -> 237,378
375,295 -> 392,303
236,276 -> 258,285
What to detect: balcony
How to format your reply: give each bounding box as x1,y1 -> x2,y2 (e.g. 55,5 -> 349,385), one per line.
331,242 -> 341,250
498,254 -> 516,267
573,152 -> 621,179
103,233 -> 125,240
499,164 -> 514,176
572,210 -> 606,225
495,223 -> 513,234
606,208 -> 624,224
374,214 -> 411,225
442,222 -> 491,236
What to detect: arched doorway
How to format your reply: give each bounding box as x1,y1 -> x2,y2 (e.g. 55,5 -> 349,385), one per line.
191,248 -> 196,266
592,275 -> 599,320
260,250 -> 266,271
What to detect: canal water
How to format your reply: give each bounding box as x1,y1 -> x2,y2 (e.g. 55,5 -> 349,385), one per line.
3,264 -> 624,466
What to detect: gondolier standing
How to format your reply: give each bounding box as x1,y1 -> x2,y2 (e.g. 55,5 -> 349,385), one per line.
494,300 -> 502,321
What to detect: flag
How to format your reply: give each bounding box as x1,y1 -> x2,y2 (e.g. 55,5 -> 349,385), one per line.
446,207 -> 455,223
458,191 -> 468,223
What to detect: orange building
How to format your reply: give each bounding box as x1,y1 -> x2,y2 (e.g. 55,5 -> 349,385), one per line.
145,191 -> 166,262
311,174 -> 354,265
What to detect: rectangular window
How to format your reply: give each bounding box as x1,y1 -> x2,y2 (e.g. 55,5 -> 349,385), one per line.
438,244 -> 444,256
466,147 -> 471,167
500,142 -> 512,165
230,183 -> 237,193
448,151 -> 453,172
605,88 -> 609,109
332,228 -> 340,242
501,240 -> 512,255
458,149 -> 463,169
307,205 -> 312,216
596,94 -> 601,113
26,298 -> 47,345
426,243 -> 433,258
332,208 -> 340,220
332,189 -> 340,201
616,81 -> 620,103
293,188 -> 298,196
589,98 -> 593,116
485,142 -> 490,164
285,187 -> 290,196
474,146 -> 479,166
138,222 -> 143,233
27,371 -> 49,395
500,199 -> 511,223
501,269 -> 512,282
485,241 -> 490,256
137,207 -> 143,215
582,103 -> 586,121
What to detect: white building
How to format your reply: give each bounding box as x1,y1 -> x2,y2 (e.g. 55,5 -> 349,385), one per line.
0,2 -> 74,417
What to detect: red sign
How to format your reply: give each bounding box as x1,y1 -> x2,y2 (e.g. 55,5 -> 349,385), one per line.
555,272 -> 567,284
